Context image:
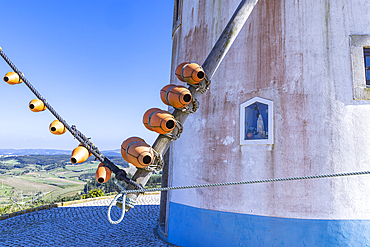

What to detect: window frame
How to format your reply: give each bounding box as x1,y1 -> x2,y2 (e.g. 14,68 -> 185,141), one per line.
240,97 -> 274,145
349,35 -> 370,100
364,48 -> 370,86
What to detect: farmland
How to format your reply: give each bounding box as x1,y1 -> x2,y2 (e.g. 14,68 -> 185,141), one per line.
0,155 -> 132,205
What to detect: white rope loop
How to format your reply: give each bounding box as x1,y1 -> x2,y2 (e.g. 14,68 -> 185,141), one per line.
107,193 -> 126,225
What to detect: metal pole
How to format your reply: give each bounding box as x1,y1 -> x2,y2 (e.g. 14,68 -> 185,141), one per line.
125,0 -> 259,210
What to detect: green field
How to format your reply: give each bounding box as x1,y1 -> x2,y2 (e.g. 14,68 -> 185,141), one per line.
0,154 -> 160,207
0,155 -> 131,205
1,159 -> 20,165
42,184 -> 84,202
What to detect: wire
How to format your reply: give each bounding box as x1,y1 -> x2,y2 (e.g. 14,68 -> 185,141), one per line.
120,170 -> 370,194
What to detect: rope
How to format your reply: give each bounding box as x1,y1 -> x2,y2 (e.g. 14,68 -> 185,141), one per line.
108,170 -> 370,224
121,170 -> 370,194
162,119 -> 183,141
107,193 -> 126,224
107,180 -> 134,224
142,148 -> 164,172
188,74 -> 211,94
174,98 -> 200,115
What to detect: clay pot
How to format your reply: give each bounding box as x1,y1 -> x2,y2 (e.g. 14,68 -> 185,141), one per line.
71,145 -> 91,164
3,72 -> 22,85
49,120 -> 66,135
175,62 -> 205,84
95,163 -> 112,184
121,137 -> 154,168
143,108 -> 176,134
160,84 -> 192,108
29,99 -> 47,112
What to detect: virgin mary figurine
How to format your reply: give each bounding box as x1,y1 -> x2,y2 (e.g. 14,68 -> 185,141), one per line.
257,114 -> 266,138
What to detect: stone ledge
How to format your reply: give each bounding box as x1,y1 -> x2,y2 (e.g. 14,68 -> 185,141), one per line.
0,192 -> 161,220
0,204 -> 58,221
56,195 -> 116,207
0,196 -> 113,220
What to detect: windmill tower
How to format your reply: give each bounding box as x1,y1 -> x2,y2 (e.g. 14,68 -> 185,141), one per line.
160,0 -> 370,246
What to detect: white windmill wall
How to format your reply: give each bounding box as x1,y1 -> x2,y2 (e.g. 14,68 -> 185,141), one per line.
165,0 -> 370,246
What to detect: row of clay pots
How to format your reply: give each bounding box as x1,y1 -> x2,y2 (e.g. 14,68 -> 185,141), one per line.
3,71 -> 111,182
118,62 -> 205,172
3,62 -> 205,184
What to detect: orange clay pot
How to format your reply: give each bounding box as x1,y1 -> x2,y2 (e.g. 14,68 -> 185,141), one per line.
175,62 -> 190,82
143,108 -> 161,130
29,99 -> 47,112
121,137 -> 154,168
95,163 -> 112,183
121,137 -> 145,162
3,72 -> 23,85
49,120 -> 66,135
143,108 -> 176,134
160,84 -> 192,108
160,85 -> 173,106
70,145 -> 91,164
175,62 -> 205,84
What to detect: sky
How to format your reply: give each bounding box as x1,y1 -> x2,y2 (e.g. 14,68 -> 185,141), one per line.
0,1 -> 174,150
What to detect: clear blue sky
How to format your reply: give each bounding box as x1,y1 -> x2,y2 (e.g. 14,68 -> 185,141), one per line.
0,1 -> 174,150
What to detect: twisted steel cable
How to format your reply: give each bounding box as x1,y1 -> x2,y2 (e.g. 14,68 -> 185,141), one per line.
122,170 -> 370,194
0,48 -> 99,158
0,47 -> 143,189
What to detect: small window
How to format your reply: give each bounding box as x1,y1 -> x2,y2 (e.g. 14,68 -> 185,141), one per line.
364,48 -> 370,87
240,97 -> 273,145
349,35 -> 370,100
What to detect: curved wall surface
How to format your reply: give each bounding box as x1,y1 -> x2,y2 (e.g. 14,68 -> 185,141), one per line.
165,0 -> 370,246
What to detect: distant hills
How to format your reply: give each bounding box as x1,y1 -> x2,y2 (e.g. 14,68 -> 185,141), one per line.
0,149 -> 121,156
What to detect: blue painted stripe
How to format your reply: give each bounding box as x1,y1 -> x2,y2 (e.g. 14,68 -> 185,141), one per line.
167,202 -> 370,247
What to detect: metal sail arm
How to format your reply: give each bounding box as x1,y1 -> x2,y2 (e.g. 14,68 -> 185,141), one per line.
0,47 -> 143,190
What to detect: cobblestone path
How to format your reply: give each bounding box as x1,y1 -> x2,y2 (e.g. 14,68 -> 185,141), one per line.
0,194 -> 176,247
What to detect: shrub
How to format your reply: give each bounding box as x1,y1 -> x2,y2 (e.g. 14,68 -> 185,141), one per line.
21,170 -> 30,175
82,189 -> 104,199
14,164 -> 27,168
45,164 -> 58,171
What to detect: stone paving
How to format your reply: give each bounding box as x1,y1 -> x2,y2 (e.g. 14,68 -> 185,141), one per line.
64,193 -> 161,207
0,193 -> 177,247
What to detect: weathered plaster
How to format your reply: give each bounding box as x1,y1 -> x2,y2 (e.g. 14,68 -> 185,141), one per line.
350,35 -> 370,100
168,0 -> 370,220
